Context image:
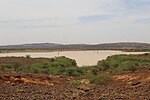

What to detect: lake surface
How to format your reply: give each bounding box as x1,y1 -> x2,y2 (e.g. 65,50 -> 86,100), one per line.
0,50 -> 147,66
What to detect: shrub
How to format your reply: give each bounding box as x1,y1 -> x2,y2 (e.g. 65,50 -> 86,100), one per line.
89,74 -> 113,85
49,58 -> 55,62
63,67 -> 83,77
55,56 -> 77,67
26,55 -> 31,58
13,62 -> 23,71
2,64 -> 13,69
97,54 -> 150,74
111,68 -> 124,74
18,56 -> 78,75
144,53 -> 149,56
98,60 -> 110,70
91,67 -> 99,75
33,68 -> 40,73
42,69 -> 50,74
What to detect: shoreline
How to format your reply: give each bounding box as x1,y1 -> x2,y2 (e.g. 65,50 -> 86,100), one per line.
0,49 -> 149,54
0,50 -> 148,67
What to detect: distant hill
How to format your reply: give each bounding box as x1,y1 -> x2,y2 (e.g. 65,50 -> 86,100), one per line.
0,43 -> 62,49
0,42 -> 150,50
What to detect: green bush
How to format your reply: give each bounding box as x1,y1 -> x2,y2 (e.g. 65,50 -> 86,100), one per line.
98,60 -> 110,70
13,62 -> 23,71
49,58 -> 55,62
11,56 -> 78,76
62,67 -> 83,77
54,56 -> 77,67
119,61 -> 138,72
91,67 -> 100,75
2,64 -> 13,69
89,74 -> 113,85
33,68 -> 40,73
42,69 -> 50,74
26,55 -> 31,58
110,68 -> 124,74
97,54 -> 150,74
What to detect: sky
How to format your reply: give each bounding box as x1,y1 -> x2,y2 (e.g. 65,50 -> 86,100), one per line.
0,0 -> 150,45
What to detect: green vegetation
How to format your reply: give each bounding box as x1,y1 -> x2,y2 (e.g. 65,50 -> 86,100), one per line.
89,74 -> 113,85
97,54 -> 150,74
20,56 -> 78,75
1,53 -> 150,85
26,55 -> 31,58
2,56 -> 81,77
5,54 -> 149,76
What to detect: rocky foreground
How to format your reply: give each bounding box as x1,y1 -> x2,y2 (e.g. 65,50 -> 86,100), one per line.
0,69 -> 150,100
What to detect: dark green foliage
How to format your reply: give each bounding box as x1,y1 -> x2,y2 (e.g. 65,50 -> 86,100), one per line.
91,66 -> 100,75
97,54 -> 150,74
0,56 -> 78,75
26,55 -> 31,58
54,56 -> 77,67
49,58 -> 55,62
61,67 -> 83,77
5,56 -> 79,76
33,68 -> 40,73
89,74 -> 113,85
144,53 -> 149,56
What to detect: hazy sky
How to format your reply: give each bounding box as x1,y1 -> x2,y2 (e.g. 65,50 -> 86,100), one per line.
0,0 -> 150,45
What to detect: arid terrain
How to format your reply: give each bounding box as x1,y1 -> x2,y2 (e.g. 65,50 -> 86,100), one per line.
0,70 -> 150,100
1,0 -> 150,99
0,69 -> 150,100
0,53 -> 150,100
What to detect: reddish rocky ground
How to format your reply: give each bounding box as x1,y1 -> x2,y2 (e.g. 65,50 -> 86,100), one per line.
0,68 -> 150,100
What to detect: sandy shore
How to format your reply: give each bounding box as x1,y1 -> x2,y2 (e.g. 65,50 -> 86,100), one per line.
0,50 -> 147,66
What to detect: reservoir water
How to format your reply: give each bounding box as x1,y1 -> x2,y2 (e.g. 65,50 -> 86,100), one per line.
0,50 -> 146,66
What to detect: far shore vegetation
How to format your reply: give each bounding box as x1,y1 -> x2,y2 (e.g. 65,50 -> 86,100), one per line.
0,48 -> 150,53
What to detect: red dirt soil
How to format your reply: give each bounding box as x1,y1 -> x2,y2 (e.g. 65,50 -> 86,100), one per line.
0,69 -> 150,100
